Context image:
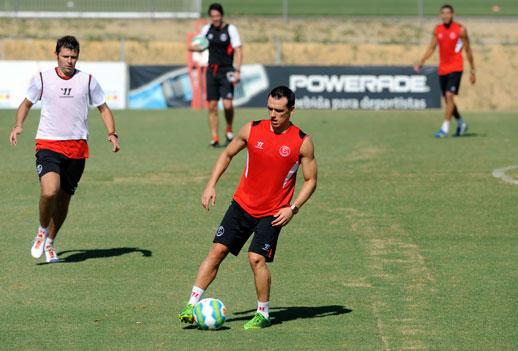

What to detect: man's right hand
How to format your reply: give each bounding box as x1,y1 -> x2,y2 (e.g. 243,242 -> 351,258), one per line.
9,126 -> 23,146
201,186 -> 216,211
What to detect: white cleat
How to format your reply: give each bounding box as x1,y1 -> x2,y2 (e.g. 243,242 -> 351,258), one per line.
225,131 -> 234,145
31,229 -> 47,258
44,244 -> 60,263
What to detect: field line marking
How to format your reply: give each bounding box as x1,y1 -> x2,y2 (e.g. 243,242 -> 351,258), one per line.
492,165 -> 518,185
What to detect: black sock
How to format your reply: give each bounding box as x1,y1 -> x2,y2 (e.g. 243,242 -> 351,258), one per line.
453,105 -> 461,120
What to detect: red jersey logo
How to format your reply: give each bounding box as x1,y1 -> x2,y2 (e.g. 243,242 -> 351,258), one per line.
279,145 -> 291,157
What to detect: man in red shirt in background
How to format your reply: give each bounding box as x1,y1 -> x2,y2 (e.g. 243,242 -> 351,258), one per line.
178,86 -> 318,329
415,4 -> 476,138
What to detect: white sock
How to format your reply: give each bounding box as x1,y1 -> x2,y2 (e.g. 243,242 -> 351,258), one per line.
45,238 -> 54,248
457,117 -> 465,126
38,226 -> 48,237
188,286 -> 205,305
441,121 -> 450,134
257,301 -> 269,319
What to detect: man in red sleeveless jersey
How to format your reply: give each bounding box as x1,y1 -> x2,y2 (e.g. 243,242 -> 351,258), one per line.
414,4 -> 476,138
178,86 -> 318,329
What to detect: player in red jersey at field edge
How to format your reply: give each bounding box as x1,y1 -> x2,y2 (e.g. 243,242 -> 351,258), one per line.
178,86 -> 318,329
9,36 -> 120,263
415,4 -> 476,138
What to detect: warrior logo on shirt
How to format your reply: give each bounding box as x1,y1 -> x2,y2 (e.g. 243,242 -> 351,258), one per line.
60,88 -> 72,97
279,145 -> 291,157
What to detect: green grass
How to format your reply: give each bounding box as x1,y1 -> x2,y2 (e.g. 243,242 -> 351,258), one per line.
2,0 -> 518,16
203,0 -> 518,16
1,108 -> 517,350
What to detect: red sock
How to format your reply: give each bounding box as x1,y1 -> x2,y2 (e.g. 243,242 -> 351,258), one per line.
226,126 -> 233,133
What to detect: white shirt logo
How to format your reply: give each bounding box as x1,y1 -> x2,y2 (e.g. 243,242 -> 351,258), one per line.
255,141 -> 264,149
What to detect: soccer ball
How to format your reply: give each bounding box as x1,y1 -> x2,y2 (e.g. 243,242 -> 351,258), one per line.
193,298 -> 227,330
191,35 -> 209,51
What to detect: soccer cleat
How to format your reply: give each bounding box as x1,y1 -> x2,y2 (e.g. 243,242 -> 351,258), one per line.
44,244 -> 60,263
454,122 -> 468,137
209,140 -> 220,148
177,304 -> 195,324
225,132 -> 234,145
434,129 -> 448,138
31,228 -> 47,258
243,313 -> 272,330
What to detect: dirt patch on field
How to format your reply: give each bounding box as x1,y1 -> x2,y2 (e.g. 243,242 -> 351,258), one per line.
346,209 -> 436,350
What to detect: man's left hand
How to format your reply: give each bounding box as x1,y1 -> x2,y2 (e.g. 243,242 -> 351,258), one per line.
470,71 -> 476,84
234,71 -> 241,84
272,207 -> 294,227
108,135 -> 120,152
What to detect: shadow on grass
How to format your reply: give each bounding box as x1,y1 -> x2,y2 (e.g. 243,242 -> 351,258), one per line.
226,305 -> 352,325
454,132 -> 487,138
182,325 -> 231,331
53,247 -> 152,263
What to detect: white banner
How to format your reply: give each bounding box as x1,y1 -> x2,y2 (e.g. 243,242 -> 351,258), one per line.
0,61 -> 127,109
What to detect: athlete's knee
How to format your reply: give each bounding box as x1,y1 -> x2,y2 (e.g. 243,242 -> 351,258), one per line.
208,243 -> 229,263
55,190 -> 72,209
208,101 -> 218,113
222,99 -> 233,110
248,252 -> 266,269
445,92 -> 455,101
40,184 -> 60,200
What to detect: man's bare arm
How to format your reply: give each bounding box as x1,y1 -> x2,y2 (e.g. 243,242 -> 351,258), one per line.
201,122 -> 250,210
461,26 -> 476,84
9,98 -> 33,145
98,103 -> 120,152
233,46 -> 243,83
415,32 -> 437,72
291,137 -> 318,209
272,136 -> 318,227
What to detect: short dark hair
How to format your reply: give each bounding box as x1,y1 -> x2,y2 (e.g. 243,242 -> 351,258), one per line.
208,3 -> 224,16
55,35 -> 80,54
441,4 -> 454,12
269,85 -> 296,109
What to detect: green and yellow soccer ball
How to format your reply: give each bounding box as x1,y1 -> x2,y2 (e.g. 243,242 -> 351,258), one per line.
193,298 -> 227,330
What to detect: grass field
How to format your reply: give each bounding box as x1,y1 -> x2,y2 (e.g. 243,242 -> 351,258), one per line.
205,0 -> 518,16
2,0 -> 518,16
1,108 -> 517,350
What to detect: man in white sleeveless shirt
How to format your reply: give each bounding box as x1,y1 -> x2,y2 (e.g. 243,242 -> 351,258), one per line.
9,36 -> 120,263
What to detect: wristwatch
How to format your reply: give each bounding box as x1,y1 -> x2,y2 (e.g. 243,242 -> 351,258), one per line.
290,204 -> 299,214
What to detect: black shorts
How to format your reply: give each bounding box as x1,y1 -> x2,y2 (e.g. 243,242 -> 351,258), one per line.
213,201 -> 282,262
439,71 -> 463,96
206,65 -> 235,101
35,149 -> 85,195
